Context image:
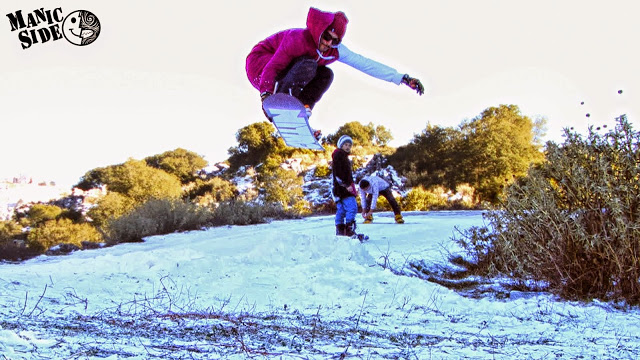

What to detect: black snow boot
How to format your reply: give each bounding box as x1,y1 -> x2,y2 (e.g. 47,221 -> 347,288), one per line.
336,224 -> 346,236
345,221 -> 357,237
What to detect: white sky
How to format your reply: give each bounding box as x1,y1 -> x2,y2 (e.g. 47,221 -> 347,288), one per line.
2,0 -> 638,186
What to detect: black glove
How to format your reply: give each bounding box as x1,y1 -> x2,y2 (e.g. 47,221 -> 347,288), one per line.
402,74 -> 424,95
260,91 -> 272,102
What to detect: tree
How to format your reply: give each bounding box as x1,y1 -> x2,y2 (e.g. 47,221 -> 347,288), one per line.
227,121 -> 288,171
458,105 -> 545,202
145,148 -> 208,183
22,204 -> 64,227
325,121 -> 392,147
74,166 -> 114,191
373,125 -> 393,147
388,105 -> 545,203
108,159 -> 183,202
76,159 -> 183,203
325,121 -> 376,146
388,124 -> 462,189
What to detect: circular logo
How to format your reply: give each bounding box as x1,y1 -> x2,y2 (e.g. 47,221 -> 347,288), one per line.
62,10 -> 101,46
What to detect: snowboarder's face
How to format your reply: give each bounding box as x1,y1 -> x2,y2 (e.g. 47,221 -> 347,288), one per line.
319,30 -> 339,52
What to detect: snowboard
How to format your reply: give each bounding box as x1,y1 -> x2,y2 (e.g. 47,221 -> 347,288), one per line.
352,233 -> 369,242
262,93 -> 324,151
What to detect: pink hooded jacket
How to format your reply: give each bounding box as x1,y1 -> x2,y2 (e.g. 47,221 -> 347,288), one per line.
246,7 -> 348,94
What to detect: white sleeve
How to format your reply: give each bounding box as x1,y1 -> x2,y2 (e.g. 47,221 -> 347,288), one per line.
359,188 -> 367,209
369,183 -> 380,210
337,43 -> 405,85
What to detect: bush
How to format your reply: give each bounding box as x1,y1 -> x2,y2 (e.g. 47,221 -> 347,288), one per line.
402,186 -> 447,211
144,148 -> 208,183
456,116 -> 640,304
22,204 -> 64,227
313,164 -> 331,178
76,159 -> 183,203
0,220 -> 22,241
87,192 -> 136,228
185,178 -> 237,206
104,198 -> 208,244
27,219 -> 103,252
259,168 -> 305,211
207,201 -> 266,226
454,183 -> 477,209
0,241 -> 39,262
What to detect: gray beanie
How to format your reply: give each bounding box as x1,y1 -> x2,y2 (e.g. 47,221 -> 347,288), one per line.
337,135 -> 353,149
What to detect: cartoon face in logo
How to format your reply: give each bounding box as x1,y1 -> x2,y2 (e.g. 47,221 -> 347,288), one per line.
62,10 -> 101,46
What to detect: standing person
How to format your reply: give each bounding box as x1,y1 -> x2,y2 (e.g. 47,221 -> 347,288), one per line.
332,135 -> 358,236
246,7 -> 424,129
359,175 -> 404,224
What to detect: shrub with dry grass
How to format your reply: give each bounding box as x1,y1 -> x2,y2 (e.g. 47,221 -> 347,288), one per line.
456,115 -> 640,304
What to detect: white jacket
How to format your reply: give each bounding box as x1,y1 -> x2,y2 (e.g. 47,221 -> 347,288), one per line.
337,44 -> 405,85
359,175 -> 390,210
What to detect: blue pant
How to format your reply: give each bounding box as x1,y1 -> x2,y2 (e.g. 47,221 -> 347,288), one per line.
335,196 -> 357,225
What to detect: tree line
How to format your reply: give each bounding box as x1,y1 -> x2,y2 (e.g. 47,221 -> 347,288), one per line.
2,103 -> 544,259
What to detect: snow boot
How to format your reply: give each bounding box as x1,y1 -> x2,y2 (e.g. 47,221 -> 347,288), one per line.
363,214 -> 373,224
395,214 -> 405,224
336,224 -> 346,236
345,221 -> 357,237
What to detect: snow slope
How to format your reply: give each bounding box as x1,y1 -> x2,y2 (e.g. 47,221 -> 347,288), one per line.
1,211 -> 639,359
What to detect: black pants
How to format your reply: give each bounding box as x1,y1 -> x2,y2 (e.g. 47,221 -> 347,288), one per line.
275,57 -> 333,109
364,188 -> 402,215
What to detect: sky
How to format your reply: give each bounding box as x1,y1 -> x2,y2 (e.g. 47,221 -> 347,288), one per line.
1,0 -> 638,187
2,211 -> 640,358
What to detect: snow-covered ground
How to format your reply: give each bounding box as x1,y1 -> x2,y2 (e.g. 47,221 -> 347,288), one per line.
1,211 -> 639,359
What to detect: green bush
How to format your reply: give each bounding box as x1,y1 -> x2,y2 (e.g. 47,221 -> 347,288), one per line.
454,184 -> 477,209
456,115 -> 640,304
76,159 -> 183,203
259,168 -> 305,211
103,198 -> 208,244
402,186 -> 448,211
27,219 -> 103,252
313,164 -> 331,178
186,177 -> 237,206
87,192 -> 137,228
0,220 -> 22,241
208,201 -> 266,226
23,204 -> 64,226
145,148 -> 208,183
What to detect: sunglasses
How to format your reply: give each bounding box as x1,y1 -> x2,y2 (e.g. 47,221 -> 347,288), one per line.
321,31 -> 340,45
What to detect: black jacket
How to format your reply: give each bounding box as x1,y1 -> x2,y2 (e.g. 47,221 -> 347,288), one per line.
331,148 -> 354,199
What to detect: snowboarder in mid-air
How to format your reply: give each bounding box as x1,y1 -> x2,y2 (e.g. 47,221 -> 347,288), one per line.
245,7 -> 424,137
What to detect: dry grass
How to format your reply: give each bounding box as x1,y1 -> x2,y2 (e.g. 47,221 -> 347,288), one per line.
456,115 -> 640,304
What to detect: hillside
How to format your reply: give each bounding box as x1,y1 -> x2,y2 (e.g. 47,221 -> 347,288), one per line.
2,212 -> 639,359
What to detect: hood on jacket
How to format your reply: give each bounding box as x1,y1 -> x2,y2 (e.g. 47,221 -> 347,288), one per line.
306,7 -> 348,47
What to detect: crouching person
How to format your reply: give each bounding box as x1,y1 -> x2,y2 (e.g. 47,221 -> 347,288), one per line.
359,175 -> 404,224
332,135 -> 358,236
